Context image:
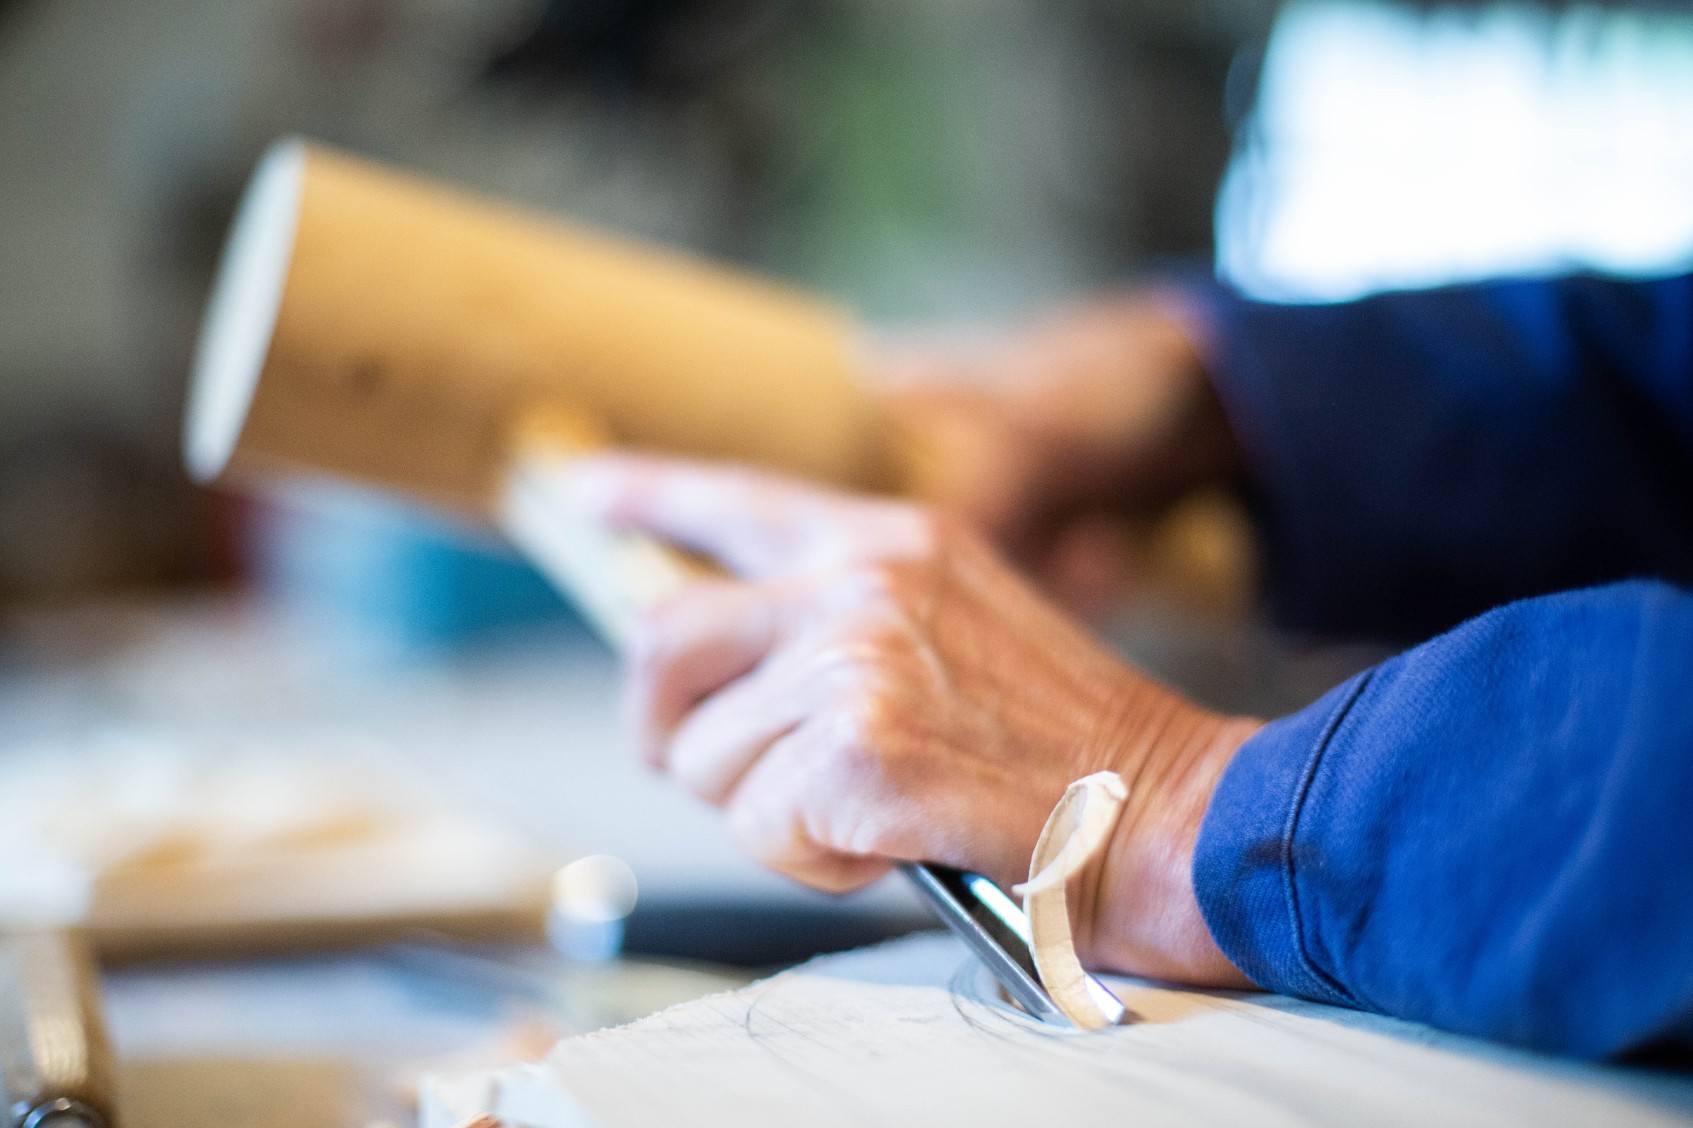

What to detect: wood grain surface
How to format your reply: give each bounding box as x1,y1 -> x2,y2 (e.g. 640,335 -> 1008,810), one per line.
438,932 -> 1693,1128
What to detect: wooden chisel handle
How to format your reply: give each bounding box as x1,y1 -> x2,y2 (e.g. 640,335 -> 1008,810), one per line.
0,930 -> 116,1128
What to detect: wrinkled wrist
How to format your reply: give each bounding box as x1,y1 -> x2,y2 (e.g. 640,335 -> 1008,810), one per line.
1073,696 -> 1261,986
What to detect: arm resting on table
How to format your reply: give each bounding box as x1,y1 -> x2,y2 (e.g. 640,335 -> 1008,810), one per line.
1194,579 -> 1693,1057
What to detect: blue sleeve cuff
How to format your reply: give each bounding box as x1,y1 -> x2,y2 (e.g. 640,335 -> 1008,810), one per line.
1192,582 -> 1693,1055
1191,671 -> 1374,1008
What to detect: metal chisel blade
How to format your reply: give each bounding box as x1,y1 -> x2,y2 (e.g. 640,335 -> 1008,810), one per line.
898,862 -> 1125,1028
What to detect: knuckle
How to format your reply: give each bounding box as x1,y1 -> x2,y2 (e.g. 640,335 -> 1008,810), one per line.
817,688 -> 907,788
807,629 -> 906,707
886,504 -> 962,558
903,506 -> 947,549
837,811 -> 893,862
726,787 -> 804,858
835,500 -> 961,565
826,517 -> 964,608
825,562 -> 923,623
859,561 -> 909,603
816,722 -> 875,788
823,561 -> 900,608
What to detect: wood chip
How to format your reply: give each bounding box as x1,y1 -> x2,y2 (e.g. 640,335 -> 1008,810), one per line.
1013,770 -> 1128,1030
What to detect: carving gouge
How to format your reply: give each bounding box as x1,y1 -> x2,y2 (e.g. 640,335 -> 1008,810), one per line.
899,862 -> 1126,1025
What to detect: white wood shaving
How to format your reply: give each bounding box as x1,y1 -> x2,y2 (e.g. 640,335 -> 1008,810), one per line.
1013,771 -> 1129,1030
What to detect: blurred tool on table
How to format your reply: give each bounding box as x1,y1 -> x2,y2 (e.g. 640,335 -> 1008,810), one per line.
0,930 -> 116,1128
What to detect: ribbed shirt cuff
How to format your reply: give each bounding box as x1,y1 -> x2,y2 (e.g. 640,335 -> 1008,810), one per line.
1191,672 -> 1373,1007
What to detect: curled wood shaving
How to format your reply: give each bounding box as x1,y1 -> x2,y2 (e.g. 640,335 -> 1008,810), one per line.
1013,771 -> 1129,1030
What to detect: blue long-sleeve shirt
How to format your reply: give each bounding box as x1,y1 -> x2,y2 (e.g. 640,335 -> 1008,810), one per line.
1184,273 -> 1693,1058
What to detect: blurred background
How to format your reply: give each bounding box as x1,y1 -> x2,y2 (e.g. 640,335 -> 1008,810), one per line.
2,0 -> 1691,635
1,0 -> 1268,628
3,0 -> 1693,1122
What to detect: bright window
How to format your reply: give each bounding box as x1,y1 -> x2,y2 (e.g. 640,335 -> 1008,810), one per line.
1217,0 -> 1693,301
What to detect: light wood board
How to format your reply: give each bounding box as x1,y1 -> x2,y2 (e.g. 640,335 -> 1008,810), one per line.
428,932 -> 1693,1128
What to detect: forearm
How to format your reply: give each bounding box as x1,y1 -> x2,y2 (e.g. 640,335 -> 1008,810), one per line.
1008,291 -> 1242,514
1192,580 -> 1693,1056
1181,272 -> 1693,639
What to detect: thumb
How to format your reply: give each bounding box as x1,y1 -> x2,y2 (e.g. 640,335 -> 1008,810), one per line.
561,454 -> 882,580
